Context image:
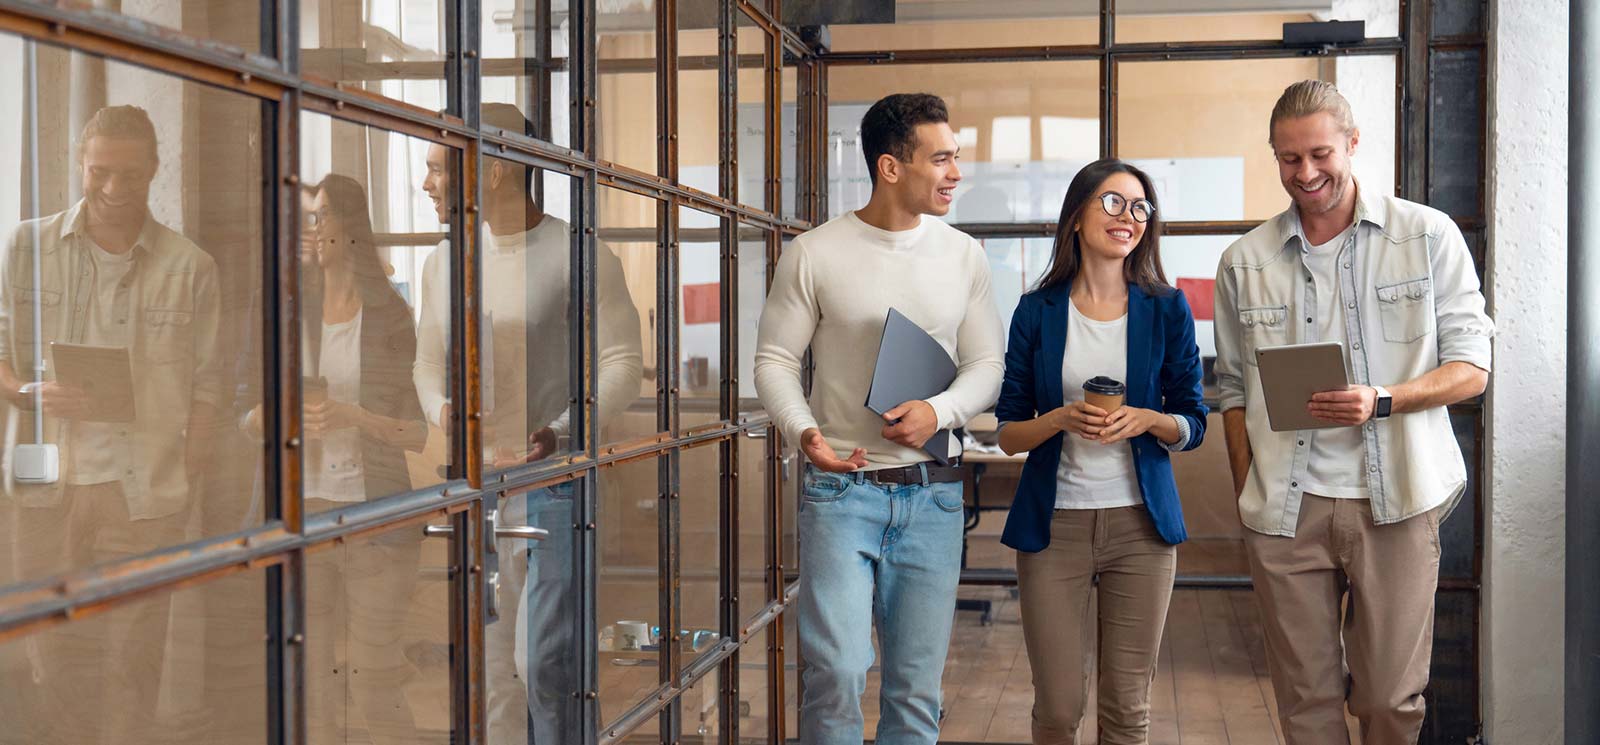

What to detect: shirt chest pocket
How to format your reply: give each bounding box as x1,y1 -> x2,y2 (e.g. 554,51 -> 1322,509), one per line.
1375,277 -> 1434,343
140,308 -> 194,364
11,287 -> 62,348
1238,305 -> 1289,366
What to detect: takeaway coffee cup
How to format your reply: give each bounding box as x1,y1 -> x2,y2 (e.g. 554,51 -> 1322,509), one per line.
1082,376 -> 1126,412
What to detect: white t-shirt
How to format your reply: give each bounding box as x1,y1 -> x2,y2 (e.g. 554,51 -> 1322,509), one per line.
304,309 -> 367,502
1301,223 -> 1369,499
1055,300 -> 1142,510
68,241 -> 136,485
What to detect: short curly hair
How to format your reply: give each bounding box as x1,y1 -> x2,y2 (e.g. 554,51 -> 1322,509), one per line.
860,93 -> 949,186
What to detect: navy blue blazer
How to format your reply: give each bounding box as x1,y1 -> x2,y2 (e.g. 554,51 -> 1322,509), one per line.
995,281 -> 1208,550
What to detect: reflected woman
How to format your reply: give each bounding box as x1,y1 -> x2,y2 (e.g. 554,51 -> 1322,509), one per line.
244,174 -> 429,742
995,159 -> 1207,744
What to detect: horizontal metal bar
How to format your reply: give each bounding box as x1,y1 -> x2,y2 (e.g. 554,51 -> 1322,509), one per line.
739,597 -> 788,642
820,37 -> 1406,66
734,0 -> 811,58
590,636 -> 736,745
958,220 -> 1265,239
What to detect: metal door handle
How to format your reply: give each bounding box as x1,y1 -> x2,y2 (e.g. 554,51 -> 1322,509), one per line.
495,525 -> 549,541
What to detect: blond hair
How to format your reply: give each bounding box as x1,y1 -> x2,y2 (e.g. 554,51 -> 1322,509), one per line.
77,105 -> 159,166
1269,80 -> 1357,146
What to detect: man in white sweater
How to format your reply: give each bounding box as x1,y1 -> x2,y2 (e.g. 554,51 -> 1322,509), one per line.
415,104 -> 643,744
754,93 -> 1005,744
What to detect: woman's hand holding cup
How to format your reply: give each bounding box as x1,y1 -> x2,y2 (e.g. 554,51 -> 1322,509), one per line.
1047,401 -> 1112,440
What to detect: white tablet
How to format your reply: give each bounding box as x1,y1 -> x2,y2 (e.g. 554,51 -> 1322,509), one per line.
1255,341 -> 1350,432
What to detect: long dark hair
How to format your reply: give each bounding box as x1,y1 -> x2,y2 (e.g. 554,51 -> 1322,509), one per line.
313,174 -> 405,310
1035,158 -> 1169,295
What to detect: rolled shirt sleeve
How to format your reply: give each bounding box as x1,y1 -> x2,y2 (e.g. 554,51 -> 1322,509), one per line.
1429,221 -> 1494,371
1212,251 -> 1248,413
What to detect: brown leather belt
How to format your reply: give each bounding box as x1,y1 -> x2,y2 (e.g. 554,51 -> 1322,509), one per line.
857,462 -> 964,485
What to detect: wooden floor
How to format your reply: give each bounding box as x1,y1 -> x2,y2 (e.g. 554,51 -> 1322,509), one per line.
843,531 -> 1363,744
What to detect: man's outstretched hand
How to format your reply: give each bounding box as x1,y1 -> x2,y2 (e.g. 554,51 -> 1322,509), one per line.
800,428 -> 868,472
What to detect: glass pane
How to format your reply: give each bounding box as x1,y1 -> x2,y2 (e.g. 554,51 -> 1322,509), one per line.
780,59 -> 800,220
0,39 -> 265,586
735,18 -> 770,210
1116,57 -> 1397,221
827,62 -> 1100,222
736,223 -> 768,422
679,23 -> 721,195
1433,0 -> 1486,38
981,236 -> 1053,342
1117,6 -> 1398,43
0,568 -> 266,743
598,186 -> 657,447
598,456 -> 663,726
782,613 -> 799,739
1428,49 -> 1484,219
828,16 -> 1096,51
680,442 -> 724,671
58,0 -> 261,52
491,479 -> 582,743
737,431 -> 770,621
598,8 -> 658,173
301,0 -> 448,112
481,0 -> 573,147
1442,410 -> 1478,581
298,112 -> 450,510
738,627 -> 774,742
682,668 -> 724,743
480,162 -> 580,472
679,205 -> 724,427
305,517 -> 449,741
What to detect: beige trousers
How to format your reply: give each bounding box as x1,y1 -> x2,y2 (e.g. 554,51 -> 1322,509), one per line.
1016,506 -> 1177,745
1245,495 -> 1442,745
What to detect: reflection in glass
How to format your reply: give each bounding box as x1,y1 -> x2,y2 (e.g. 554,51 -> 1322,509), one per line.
681,669 -> 723,743
490,479 -> 581,744
680,442 -> 722,671
826,62 -> 1099,221
739,627 -> 774,741
598,457 -> 662,726
597,9 -> 658,173
297,113 -> 448,508
679,205 -> 723,419
481,0 -> 572,147
1116,58 -> 1397,221
306,518 -> 444,742
737,432 -> 770,621
780,60 -> 799,220
598,186 -> 658,445
735,18 -> 769,209
0,40 -> 264,587
479,123 -> 584,471
678,24 -> 722,195
59,0 -> 261,52
300,0 -> 447,111
736,223 -> 768,421
0,568 -> 266,744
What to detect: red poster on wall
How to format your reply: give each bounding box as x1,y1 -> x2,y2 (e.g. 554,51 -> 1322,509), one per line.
682,282 -> 720,325
1176,277 -> 1215,322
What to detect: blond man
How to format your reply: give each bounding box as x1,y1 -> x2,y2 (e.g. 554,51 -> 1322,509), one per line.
1213,81 -> 1493,743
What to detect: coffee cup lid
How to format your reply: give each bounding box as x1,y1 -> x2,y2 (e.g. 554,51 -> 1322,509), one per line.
1083,376 -> 1126,395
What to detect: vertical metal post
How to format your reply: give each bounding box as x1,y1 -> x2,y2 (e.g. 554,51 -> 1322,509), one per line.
1399,0 -> 1429,202
1099,0 -> 1114,160
1567,0 -> 1600,740
572,0 -> 602,738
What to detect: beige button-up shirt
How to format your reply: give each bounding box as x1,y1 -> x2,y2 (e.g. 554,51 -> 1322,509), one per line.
0,200 -> 223,519
1213,187 -> 1494,537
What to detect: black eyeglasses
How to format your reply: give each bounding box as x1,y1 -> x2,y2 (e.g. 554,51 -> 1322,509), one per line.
1099,192 -> 1156,223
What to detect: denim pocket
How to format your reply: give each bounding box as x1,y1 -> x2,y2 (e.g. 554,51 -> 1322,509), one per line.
1239,305 -> 1289,365
801,469 -> 850,503
1376,277 -> 1434,343
931,482 -> 964,513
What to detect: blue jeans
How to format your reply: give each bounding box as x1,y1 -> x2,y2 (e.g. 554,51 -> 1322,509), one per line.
515,482 -> 579,745
797,465 -> 966,745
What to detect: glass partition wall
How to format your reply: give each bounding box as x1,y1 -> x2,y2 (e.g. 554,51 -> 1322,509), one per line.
0,0 -> 1485,743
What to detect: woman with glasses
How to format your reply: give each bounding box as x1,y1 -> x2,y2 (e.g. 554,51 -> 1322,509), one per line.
994,158 -> 1207,744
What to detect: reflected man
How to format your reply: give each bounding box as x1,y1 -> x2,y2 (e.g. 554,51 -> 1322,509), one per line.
0,105 -> 222,743
413,103 -> 642,744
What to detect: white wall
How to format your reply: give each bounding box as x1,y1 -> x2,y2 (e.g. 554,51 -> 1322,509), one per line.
1483,1 -> 1568,742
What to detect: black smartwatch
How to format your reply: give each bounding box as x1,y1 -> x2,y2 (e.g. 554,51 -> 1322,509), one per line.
1373,386 -> 1393,419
